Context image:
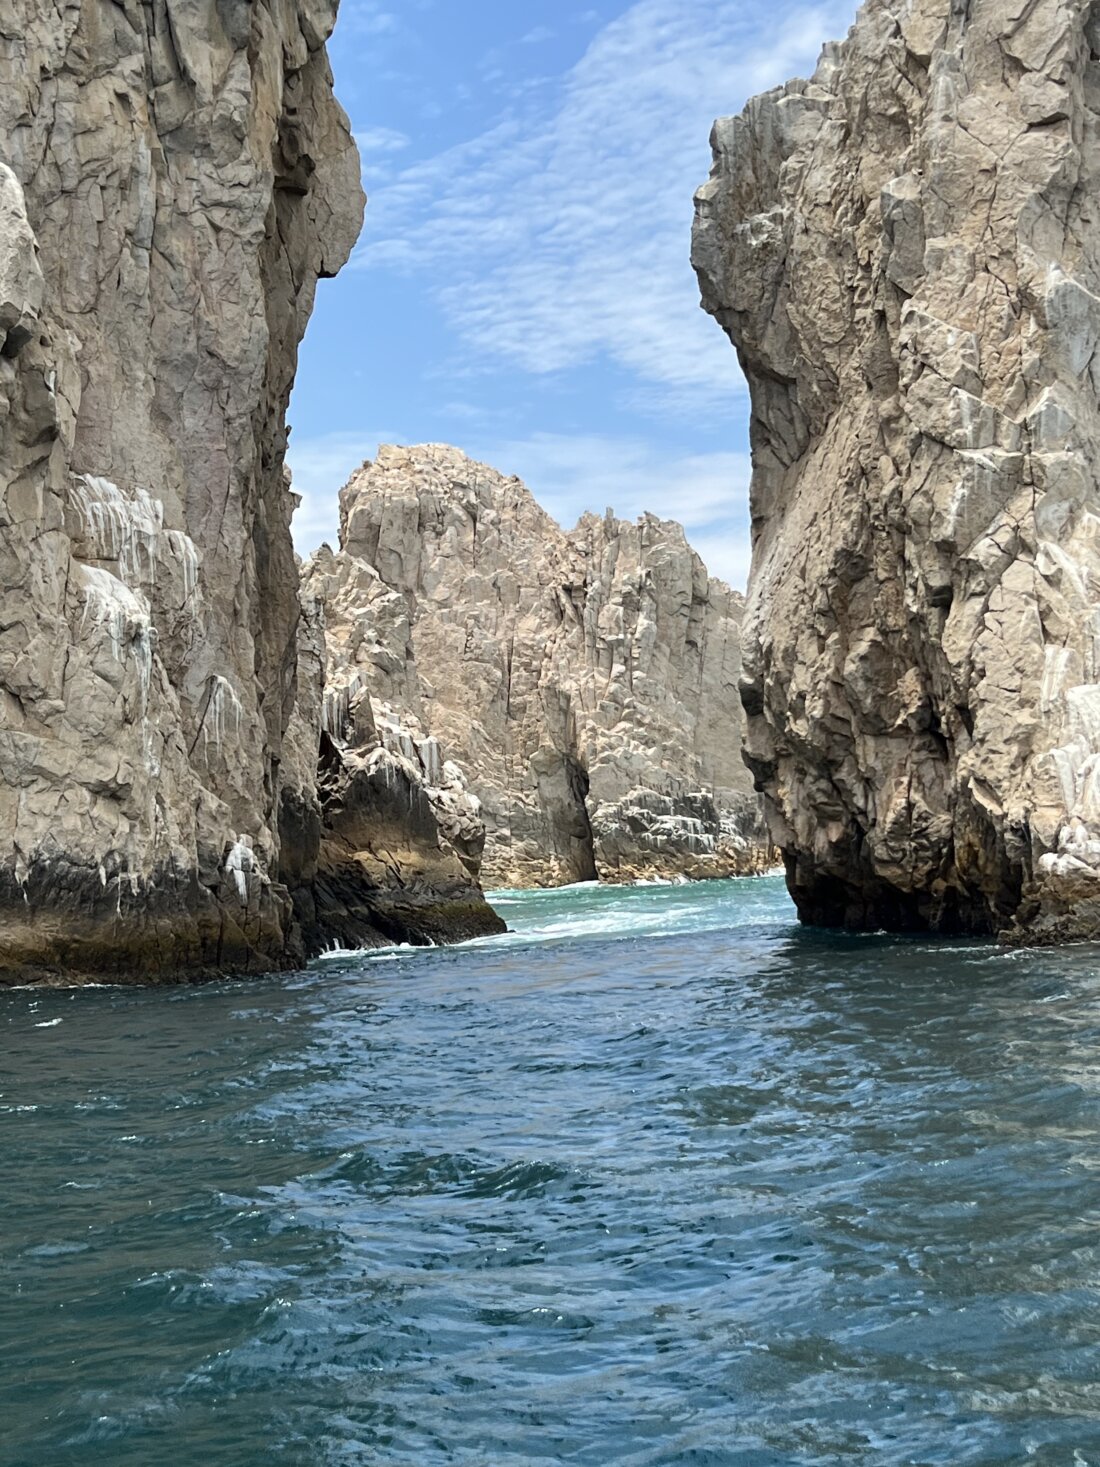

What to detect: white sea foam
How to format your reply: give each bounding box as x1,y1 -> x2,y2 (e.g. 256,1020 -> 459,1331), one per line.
321,874 -> 794,967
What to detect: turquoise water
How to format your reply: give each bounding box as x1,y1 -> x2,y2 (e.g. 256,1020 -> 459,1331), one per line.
4,875 -> 1100,1465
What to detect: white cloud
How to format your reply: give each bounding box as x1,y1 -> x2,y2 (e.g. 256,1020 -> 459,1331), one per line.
354,125 -> 411,156
296,0 -> 856,584
681,529 -> 752,591
354,0 -> 856,410
354,125 -> 413,187
340,1 -> 398,36
288,428 -> 753,588
287,430 -> 390,553
520,26 -> 555,44
465,431 -> 753,586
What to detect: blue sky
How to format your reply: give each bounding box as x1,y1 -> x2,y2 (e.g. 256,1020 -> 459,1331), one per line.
287,0 -> 857,588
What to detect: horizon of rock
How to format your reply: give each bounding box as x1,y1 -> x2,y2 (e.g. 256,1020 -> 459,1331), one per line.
308,441 -> 745,595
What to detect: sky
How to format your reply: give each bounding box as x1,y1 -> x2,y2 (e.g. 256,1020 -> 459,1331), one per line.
287,0 -> 858,589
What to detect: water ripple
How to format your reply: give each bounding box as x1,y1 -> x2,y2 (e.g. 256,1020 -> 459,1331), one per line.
4,876 -> 1100,1464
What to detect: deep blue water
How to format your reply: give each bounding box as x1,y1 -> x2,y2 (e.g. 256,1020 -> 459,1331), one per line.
4,875 -> 1100,1465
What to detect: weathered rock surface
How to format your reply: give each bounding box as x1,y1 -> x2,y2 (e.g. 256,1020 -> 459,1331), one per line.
281,576 -> 505,952
0,3 -> 500,983
694,0 -> 1100,939
307,444 -> 771,889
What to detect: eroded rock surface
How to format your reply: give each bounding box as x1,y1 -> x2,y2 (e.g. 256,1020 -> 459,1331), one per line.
281,578 -> 505,951
693,0 -> 1100,939
307,444 -> 771,889
0,1 -> 387,982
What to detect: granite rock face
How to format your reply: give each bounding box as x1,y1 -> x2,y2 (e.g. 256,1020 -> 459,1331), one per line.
0,1 -> 368,982
309,444 -> 771,889
694,0 -> 1100,939
281,574 -> 506,952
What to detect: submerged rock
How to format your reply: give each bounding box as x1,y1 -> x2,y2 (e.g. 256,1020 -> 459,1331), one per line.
308,444 -> 772,889
693,0 -> 1100,940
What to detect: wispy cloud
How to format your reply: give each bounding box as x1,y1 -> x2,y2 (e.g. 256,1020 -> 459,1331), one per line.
353,124 -> 412,187
340,1 -> 399,37
296,0 -> 858,586
354,0 -> 855,411
465,431 -> 754,586
289,428 -> 753,587
354,125 -> 411,155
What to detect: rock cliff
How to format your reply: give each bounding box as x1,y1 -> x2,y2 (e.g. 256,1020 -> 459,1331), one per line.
693,0 -> 1100,939
281,578 -> 505,951
306,444 -> 771,889
0,4 -> 501,982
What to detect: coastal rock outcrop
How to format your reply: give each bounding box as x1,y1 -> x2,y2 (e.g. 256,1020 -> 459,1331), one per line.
693,0 -> 1100,939
281,580 -> 505,951
306,444 -> 771,889
0,3 -> 502,982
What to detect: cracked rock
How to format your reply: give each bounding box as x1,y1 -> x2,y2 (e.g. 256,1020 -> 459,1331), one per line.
306,444 -> 773,890
0,2 -> 365,982
693,0 -> 1100,940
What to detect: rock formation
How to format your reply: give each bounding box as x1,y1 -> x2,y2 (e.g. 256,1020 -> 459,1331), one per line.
693,0 -> 1100,939
0,4 -> 501,983
306,444 -> 771,889
281,582 -> 504,952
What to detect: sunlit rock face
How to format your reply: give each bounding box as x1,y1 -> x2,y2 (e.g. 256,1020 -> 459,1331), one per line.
311,444 -> 771,889
0,2 -> 364,981
280,581 -> 506,952
693,0 -> 1100,940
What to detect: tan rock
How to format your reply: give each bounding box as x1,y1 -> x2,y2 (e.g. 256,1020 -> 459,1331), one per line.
282,572 -> 505,950
307,444 -> 772,889
693,0 -> 1100,939
0,2 -> 366,982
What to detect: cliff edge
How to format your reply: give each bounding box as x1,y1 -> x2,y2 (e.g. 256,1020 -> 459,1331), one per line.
694,0 -> 1100,941
0,3 -> 502,982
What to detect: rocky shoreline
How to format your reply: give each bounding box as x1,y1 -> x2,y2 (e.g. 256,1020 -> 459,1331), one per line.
10,0 -> 1095,976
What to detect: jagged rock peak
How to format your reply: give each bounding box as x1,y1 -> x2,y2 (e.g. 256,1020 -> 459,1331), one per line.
0,2 -> 366,982
693,0 -> 1100,940
308,442 -> 772,889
